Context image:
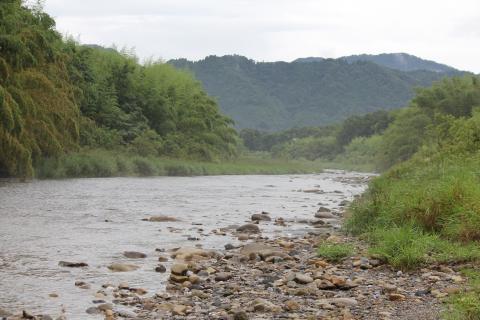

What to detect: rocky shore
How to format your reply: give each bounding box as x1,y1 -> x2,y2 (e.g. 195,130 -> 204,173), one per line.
3,202 -> 469,320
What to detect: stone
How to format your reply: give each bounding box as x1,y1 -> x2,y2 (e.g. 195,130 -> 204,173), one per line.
315,211 -> 336,219
284,300 -> 300,311
251,213 -> 271,221
238,234 -> 249,241
123,251 -> 147,259
58,261 -> 88,268
171,247 -> 215,261
107,263 -> 139,272
172,304 -> 188,316
236,224 -> 260,234
22,310 -> 36,319
324,297 -> 358,307
431,289 -> 448,298
252,298 -> 282,313
155,264 -> 167,273
143,215 -> 179,222
443,286 -> 461,295
117,310 -> 137,318
189,274 -> 201,284
74,281 -> 87,287
215,272 -> 233,282
233,311 -> 249,320
169,274 -> 189,283
450,275 -> 464,283
224,243 -> 236,250
48,293 -> 59,298
118,282 -> 130,289
294,273 -> 313,284
0,308 -> 12,317
97,303 -> 113,311
132,288 -> 148,295
86,307 -> 101,315
388,293 -> 406,301
171,263 -> 189,275
158,255 -> 168,262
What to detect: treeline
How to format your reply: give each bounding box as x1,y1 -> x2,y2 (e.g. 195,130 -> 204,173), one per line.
0,1 -> 238,178
242,76 -> 480,172
240,109 -> 393,169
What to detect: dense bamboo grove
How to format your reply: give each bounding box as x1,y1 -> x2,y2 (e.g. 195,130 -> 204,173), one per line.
0,1 -> 238,178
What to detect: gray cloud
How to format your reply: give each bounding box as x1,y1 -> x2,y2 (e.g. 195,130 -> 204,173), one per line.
41,0 -> 480,72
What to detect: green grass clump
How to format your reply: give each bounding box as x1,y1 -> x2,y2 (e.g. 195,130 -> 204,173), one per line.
443,270 -> 480,320
367,226 -> 440,270
317,243 -> 354,262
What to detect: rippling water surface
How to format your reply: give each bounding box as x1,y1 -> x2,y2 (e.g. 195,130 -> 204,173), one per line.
0,171 -> 371,319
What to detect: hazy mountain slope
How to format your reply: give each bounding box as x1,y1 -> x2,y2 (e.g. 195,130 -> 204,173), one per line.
340,53 -> 457,72
170,55 -> 463,131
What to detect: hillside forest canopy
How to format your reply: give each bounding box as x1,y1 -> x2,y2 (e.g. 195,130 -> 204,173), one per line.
0,0 -> 238,178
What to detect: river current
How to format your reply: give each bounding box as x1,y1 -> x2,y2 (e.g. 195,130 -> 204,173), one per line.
0,171 -> 371,319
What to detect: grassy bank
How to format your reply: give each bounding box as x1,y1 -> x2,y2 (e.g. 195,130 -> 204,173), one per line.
34,149 -> 331,179
345,152 -> 480,270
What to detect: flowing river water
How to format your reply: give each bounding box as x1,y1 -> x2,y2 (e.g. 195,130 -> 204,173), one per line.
0,171 -> 372,319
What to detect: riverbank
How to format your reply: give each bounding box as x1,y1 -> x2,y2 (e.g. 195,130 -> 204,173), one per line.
34,150 -> 334,179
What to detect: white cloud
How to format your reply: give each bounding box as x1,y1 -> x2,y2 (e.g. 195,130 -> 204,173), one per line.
43,0 -> 480,72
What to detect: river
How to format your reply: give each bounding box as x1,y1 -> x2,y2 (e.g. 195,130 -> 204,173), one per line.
0,171 -> 371,319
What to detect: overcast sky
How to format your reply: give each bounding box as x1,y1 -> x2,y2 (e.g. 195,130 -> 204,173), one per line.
42,0 -> 480,72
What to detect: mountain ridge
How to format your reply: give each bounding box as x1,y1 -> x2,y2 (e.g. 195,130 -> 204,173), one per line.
169,54 -> 465,131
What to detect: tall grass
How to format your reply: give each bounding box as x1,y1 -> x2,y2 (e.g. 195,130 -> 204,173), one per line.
35,149 -> 328,179
345,153 -> 480,270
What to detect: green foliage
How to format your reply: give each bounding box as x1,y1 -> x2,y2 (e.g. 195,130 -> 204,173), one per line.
414,76 -> 480,118
317,243 -> 354,262
367,226 -> 440,270
0,3 -> 239,178
336,110 -> 392,146
170,55 -> 463,131
334,135 -> 382,169
0,1 -> 80,177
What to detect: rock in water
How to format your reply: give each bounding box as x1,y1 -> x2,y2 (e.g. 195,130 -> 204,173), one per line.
58,261 -> 88,268
143,215 -> 179,222
236,224 -> 260,233
123,251 -> 147,259
107,263 -> 139,272
155,264 -> 167,273
251,213 -> 271,221
314,211 -> 336,219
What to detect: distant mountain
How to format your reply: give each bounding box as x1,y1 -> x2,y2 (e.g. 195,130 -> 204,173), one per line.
340,53 -> 457,72
169,54 -> 464,131
294,57 -> 325,63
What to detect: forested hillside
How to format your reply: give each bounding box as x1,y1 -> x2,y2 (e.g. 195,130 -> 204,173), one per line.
340,53 -> 458,72
169,55 -> 464,131
0,1 -> 238,178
